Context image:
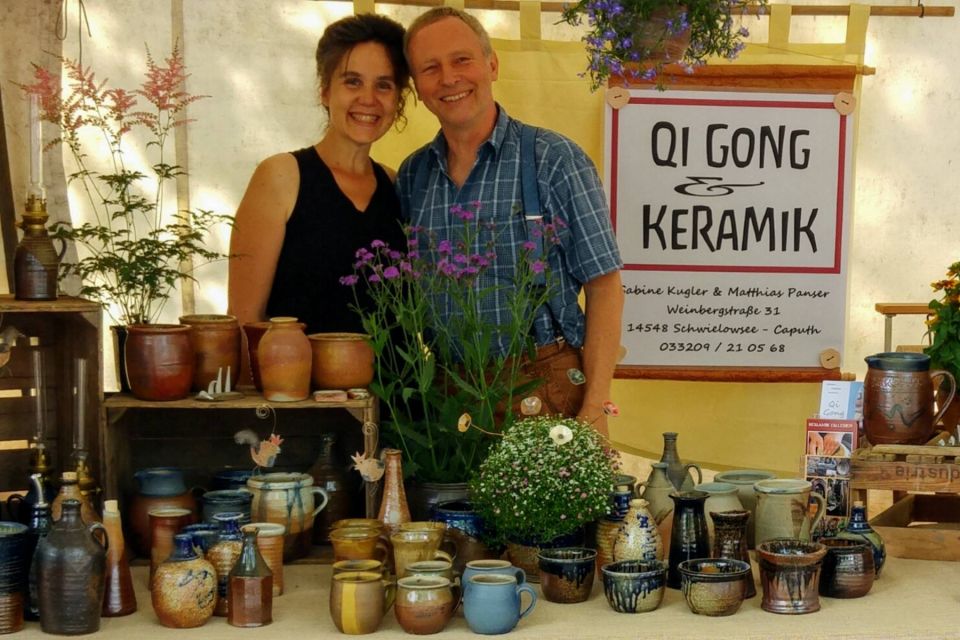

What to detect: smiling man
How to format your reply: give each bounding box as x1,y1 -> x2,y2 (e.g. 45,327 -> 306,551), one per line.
396,7 -> 624,435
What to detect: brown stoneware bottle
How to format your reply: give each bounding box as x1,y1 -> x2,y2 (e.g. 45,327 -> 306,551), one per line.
102,499 -> 137,616
228,528 -> 273,627
208,512 -> 244,616
378,449 -> 411,534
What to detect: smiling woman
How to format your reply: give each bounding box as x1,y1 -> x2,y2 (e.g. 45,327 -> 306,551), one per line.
227,13 -> 411,386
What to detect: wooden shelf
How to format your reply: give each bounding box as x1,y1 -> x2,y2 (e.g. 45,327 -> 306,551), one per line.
0,294 -> 101,313
105,391 -> 372,411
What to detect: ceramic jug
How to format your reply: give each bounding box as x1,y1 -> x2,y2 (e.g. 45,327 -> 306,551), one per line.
246,472 -> 328,560
658,432 -> 702,491
463,574 -> 537,635
712,469 -> 776,549
638,462 -> 677,557
753,479 -> 825,545
666,491 -> 711,589
863,352 -> 956,445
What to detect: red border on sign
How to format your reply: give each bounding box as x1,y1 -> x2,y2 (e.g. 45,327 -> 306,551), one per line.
610,96 -> 846,274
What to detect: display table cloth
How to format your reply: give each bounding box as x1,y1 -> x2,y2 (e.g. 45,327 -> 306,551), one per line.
16,557 -> 953,639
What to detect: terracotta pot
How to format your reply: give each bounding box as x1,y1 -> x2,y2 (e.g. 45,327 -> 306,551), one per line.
242,322 -> 272,391
308,332 -> 374,390
758,539 -> 827,614
257,317 -> 311,402
246,472 -> 328,560
179,314 -> 241,392
124,324 -> 194,401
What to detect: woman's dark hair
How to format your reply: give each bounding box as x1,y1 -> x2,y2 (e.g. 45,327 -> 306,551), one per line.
315,14 -> 411,127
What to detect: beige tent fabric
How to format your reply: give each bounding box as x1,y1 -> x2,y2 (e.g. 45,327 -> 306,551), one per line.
18,560 -> 953,639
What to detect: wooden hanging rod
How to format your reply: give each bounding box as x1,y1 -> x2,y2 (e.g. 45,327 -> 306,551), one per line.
347,1 -> 954,17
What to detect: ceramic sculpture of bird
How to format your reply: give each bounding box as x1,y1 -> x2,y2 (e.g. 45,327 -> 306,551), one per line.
234,429 -> 284,469
351,451 -> 384,483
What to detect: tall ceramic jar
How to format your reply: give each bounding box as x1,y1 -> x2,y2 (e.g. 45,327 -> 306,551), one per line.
612,498 -> 664,564
378,449 -> 411,534
257,317 -> 311,401
711,510 -> 756,598
246,472 -> 329,561
666,491 -> 710,589
124,324 -> 194,401
208,513 -> 244,617
179,314 -> 242,392
836,501 -> 886,577
228,528 -> 274,628
35,499 -> 108,635
152,533 -> 217,628
51,471 -> 100,525
102,500 -> 137,616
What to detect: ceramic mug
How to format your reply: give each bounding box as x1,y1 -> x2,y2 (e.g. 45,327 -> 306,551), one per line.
753,479 -> 825,545
391,530 -> 453,579
330,527 -> 389,563
332,559 -> 385,577
462,559 -> 526,599
395,575 -> 456,635
329,571 -> 395,635
406,559 -> 461,607
463,574 -> 537,635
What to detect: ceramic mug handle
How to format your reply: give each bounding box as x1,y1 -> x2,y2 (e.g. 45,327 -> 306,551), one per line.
382,577 -> 396,610
931,370 -> 957,428
683,463 -> 703,485
310,487 -> 330,517
432,549 -> 454,564
517,582 -> 538,619
808,492 -> 826,538
88,522 -> 109,552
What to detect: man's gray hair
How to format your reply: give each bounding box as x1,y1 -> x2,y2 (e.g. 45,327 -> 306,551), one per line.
404,7 -> 494,61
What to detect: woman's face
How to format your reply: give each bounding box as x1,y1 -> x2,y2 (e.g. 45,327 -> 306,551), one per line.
322,41 -> 400,146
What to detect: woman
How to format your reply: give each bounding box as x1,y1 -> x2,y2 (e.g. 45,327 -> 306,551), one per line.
228,14 -> 409,380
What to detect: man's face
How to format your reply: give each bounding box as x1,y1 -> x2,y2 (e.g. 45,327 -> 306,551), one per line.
407,16 -> 498,134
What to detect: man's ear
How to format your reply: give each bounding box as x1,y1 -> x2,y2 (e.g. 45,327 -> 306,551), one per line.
489,51 -> 499,81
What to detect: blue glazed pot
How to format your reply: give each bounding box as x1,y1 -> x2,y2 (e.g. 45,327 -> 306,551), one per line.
463,574 -> 537,635
201,490 -> 252,524
210,469 -> 254,491
134,467 -> 187,497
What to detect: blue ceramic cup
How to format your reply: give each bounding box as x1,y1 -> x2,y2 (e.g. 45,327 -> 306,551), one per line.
463,574 -> 537,635
462,559 -> 525,599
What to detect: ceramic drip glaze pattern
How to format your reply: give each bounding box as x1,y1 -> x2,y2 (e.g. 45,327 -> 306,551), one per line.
758,539 -> 827,614
679,558 -> 751,616
601,560 -> 667,614
537,548 -> 596,604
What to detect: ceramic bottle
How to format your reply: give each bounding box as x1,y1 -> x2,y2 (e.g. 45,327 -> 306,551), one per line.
152,533 -> 217,628
595,487 -> 633,574
612,498 -> 664,563
257,317 -> 311,402
208,512 -> 245,616
101,499 -> 137,616
836,501 -> 885,577
309,431 -> 352,544
639,462 -> 675,556
35,499 -> 108,635
24,473 -> 52,621
378,449 -> 411,533
658,432 -> 702,491
228,528 -> 273,627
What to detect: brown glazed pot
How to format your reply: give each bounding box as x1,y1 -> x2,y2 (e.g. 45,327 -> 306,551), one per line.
179,314 -> 241,392
395,575 -> 455,635
710,510 -> 756,598
258,318 -> 311,402
124,324 -> 194,401
242,321 -> 272,391
537,547 -> 596,604
758,539 -> 827,614
818,538 -> 875,598
308,332 -> 374,390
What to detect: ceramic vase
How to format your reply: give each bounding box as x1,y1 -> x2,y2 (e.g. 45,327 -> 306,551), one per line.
818,538 -> 875,598
179,314 -> 241,392
836,501 -> 885,577
152,533 -> 217,628
245,523 -> 285,597
658,432 -> 702,491
612,498 -> 663,564
0,522 -> 29,634
308,431 -> 352,544
308,332 -> 375,389
246,472 -> 329,560
228,528 -> 273,628
208,512 -> 244,617
129,467 -> 198,558
51,471 -> 99,525
712,469 -> 776,549
710,509 -> 755,598
378,449 -> 411,533
102,500 -> 137,616
697,482 -> 744,547
638,462 -> 676,557
758,539 -> 827,614
35,500 -> 108,635
124,323 -> 194,401
666,491 -> 711,589
257,317 -> 311,401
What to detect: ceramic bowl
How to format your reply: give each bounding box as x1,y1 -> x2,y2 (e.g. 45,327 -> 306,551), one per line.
678,558 -> 751,616
537,547 -> 596,604
819,538 -> 875,598
600,559 -> 667,613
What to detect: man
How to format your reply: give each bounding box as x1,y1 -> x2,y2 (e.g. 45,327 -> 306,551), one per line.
397,7 -> 624,435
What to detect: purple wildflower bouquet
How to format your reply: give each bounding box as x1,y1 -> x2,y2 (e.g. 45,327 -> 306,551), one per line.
342,202 -> 561,483
560,0 -> 766,90
19,47 -> 231,324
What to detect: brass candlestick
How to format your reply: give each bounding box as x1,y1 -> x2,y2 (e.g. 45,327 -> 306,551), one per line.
14,194 -> 66,301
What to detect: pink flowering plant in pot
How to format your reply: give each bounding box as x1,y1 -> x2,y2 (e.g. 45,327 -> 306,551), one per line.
342,202 -> 561,483
19,46 -> 232,325
469,415 -> 620,544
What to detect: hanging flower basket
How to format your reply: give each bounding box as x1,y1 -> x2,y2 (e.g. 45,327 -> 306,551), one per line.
632,6 -> 692,65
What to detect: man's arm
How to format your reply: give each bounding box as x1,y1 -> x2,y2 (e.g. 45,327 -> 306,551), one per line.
577,270 -> 624,437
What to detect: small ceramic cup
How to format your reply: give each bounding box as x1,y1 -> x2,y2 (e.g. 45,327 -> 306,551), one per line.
330,571 -> 395,635
332,559 -> 385,577
601,559 -> 667,614
395,575 -> 456,635
407,559 -> 461,608
330,527 -> 389,563
391,530 -> 453,579
818,538 -> 875,599
463,574 -> 537,635
537,547 -> 596,604
462,559 -> 526,600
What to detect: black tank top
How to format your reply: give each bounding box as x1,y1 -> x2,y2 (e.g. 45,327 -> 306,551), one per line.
265,147 -> 404,335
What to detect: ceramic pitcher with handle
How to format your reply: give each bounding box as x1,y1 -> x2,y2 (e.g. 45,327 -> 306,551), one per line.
246,473 -> 328,561
753,479 -> 825,546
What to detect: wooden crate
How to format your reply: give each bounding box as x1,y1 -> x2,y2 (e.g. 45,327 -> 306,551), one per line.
870,494 -> 960,561
0,296 -> 102,507
851,444 -> 960,495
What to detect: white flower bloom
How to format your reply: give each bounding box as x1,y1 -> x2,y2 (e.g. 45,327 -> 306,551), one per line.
549,425 -> 574,445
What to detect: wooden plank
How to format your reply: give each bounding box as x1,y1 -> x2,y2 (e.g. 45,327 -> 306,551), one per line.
0,295 -> 100,313
615,364 -> 843,382
874,303 -> 932,316
0,87 -> 16,292
870,445 -> 960,457
871,495 -> 960,562
104,391 -> 373,411
851,460 -> 960,492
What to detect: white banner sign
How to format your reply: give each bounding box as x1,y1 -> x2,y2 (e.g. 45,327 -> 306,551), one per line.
605,90 -> 853,368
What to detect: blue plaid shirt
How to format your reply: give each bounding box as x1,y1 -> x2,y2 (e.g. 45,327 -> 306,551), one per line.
396,106 -> 622,356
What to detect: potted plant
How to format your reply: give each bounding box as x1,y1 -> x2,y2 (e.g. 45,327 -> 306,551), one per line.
469,415 -> 620,579
559,0 -> 768,90
342,203 -> 558,498
924,260 -> 960,433
20,46 -> 232,393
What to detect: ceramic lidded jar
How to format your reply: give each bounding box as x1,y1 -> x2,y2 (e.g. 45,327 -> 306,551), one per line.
124,323 -> 194,401
179,314 -> 241,392
151,533 -> 217,628
257,317 -> 311,401
246,472 -> 329,560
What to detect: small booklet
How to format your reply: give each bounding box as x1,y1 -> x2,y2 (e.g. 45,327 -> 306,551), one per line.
818,380 -> 864,420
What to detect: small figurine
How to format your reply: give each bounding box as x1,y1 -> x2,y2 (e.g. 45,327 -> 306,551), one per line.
234,430 -> 284,470
351,452 -> 384,483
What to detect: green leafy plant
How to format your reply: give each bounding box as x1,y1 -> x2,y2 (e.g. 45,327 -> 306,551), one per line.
560,0 -> 767,90
19,46 -> 232,325
469,416 -> 620,544
342,203 -> 559,483
925,260 -> 960,382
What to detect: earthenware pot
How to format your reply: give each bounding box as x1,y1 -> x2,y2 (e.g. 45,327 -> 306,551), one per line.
179,314 -> 241,392
124,324 -> 194,401
818,538 -> 875,598
600,559 -> 667,614
257,317 -> 311,402
712,469 -> 776,548
538,547 -> 596,604
395,575 -> 456,635
129,467 -> 198,558
758,538 -> 827,614
753,479 -> 825,545
308,332 -> 374,390
679,558 -> 751,616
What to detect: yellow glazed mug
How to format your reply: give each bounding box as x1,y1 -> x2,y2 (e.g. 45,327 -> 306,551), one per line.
330,571 -> 395,635
330,527 -> 390,563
